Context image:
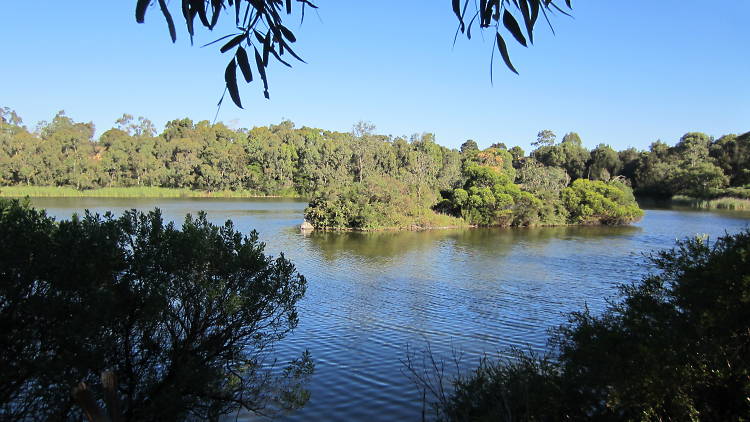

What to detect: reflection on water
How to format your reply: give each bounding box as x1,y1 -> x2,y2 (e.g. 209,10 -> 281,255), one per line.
307,225 -> 641,262
26,197 -> 750,421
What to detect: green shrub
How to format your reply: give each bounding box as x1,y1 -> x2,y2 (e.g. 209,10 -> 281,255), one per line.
562,178 -> 643,225
304,176 -> 465,230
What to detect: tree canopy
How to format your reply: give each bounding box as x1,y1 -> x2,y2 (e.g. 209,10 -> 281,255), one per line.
134,0 -> 572,106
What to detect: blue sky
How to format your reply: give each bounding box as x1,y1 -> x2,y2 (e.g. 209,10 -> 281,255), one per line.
2,1 -> 748,152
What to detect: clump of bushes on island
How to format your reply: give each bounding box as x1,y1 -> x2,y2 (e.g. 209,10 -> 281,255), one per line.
306,147 -> 643,230
304,176 -> 466,230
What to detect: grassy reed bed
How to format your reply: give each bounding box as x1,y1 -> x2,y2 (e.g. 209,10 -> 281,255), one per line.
0,186 -> 288,199
672,195 -> 750,210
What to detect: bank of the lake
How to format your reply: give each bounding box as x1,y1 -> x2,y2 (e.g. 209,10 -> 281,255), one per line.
671,195 -> 750,210
0,185 -> 299,199
28,197 -> 750,422
638,195 -> 750,211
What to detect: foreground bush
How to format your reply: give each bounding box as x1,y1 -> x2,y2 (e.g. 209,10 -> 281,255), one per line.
416,230 -> 750,421
0,199 -> 311,421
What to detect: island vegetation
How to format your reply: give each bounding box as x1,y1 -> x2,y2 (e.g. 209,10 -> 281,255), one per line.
1,108 -> 747,229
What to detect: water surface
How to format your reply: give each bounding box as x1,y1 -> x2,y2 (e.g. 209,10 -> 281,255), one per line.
30,197 -> 750,421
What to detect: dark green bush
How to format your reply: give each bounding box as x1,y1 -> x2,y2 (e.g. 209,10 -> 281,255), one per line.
0,199 -> 311,421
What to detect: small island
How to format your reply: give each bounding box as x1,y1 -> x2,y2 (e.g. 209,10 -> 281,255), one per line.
304,146 -> 643,231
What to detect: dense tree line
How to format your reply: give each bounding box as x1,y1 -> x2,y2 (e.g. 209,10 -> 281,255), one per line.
0,109 -> 461,197
1,108 -> 746,228
528,130 -> 750,199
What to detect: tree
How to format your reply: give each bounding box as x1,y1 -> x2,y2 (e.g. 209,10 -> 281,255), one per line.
39,111 -> 98,189
459,139 -> 479,154
532,133 -> 589,180
675,132 -> 712,167
0,199 -> 312,421
561,131 -> 582,145
618,146 -> 641,182
587,143 -> 622,181
134,1 -> 571,106
115,113 -> 157,137
0,107 -> 23,127
508,145 -> 525,168
516,158 -> 569,197
670,161 -> 728,197
350,121 -> 377,183
532,129 -> 556,147
711,133 -> 750,186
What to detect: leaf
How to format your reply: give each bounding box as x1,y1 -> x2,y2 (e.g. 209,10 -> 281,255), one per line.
278,37 -> 306,63
254,48 -> 270,98
225,59 -> 242,108
453,0 -> 465,34
452,0 -> 461,17
503,10 -> 527,47
286,0 -> 292,14
550,2 -> 573,16
267,44 -> 292,67
135,0 -> 149,23
201,33 -> 237,48
496,33 -> 519,74
279,25 -> 296,43
520,0 -> 534,44
209,0 -> 221,29
158,0 -> 177,42
254,30 -> 265,45
539,4 -> 556,35
236,47 -> 253,83
263,30 -> 271,67
194,0 -> 210,27
220,34 -> 245,53
491,0 -> 500,21
479,0 -> 488,26
466,13 -> 478,40
530,0 -> 540,27
182,0 -> 197,43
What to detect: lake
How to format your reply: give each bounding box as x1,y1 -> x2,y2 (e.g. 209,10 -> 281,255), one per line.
29,197 -> 750,421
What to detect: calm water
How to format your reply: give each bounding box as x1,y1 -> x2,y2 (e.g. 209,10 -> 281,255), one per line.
29,197 -> 750,421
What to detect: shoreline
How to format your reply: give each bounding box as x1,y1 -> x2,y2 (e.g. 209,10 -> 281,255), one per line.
305,218 -> 644,232
0,186 -> 302,199
637,195 -> 750,211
